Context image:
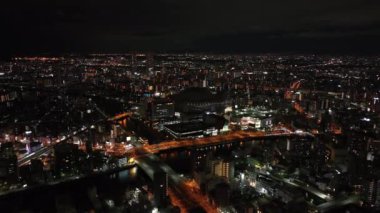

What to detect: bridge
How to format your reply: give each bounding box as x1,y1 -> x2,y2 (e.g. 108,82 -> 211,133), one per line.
15,106 -> 316,211
132,129 -> 315,212
125,129 -> 314,157
107,112 -> 133,122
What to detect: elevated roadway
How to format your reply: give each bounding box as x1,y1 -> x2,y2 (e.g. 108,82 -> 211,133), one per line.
140,130 -> 314,154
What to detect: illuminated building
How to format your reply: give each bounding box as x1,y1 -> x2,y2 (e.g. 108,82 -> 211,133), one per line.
231,107 -> 274,130
111,124 -> 122,139
87,125 -> 96,154
365,178 -> 380,209
211,159 -> 234,181
164,122 -> 204,139
163,121 -> 218,139
150,99 -> 175,120
0,90 -> 17,103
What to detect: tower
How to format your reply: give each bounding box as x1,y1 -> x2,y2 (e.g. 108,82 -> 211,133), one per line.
86,125 -> 95,154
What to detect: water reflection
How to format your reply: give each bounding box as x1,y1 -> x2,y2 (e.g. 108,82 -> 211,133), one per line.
161,141 -> 251,175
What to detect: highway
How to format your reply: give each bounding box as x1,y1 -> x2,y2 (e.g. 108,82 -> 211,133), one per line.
17,119 -> 104,167
132,129 -> 315,212
17,101 -> 133,167
138,130 -> 313,154
317,195 -> 361,212
136,154 -> 217,212
18,146 -> 52,167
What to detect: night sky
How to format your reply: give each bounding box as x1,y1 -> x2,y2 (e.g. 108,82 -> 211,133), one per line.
2,0 -> 380,57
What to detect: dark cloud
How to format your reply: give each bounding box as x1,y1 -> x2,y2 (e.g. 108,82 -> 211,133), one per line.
1,0 -> 380,56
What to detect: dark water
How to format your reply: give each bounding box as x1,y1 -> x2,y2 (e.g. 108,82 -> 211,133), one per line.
0,167 -> 143,212
0,139 -> 269,212
160,141 -> 254,175
161,150 -> 193,174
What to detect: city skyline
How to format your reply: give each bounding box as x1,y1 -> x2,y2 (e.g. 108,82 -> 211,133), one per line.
0,54 -> 379,212
1,1 -> 380,212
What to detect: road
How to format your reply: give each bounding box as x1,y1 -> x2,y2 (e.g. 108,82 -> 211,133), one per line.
257,170 -> 332,202
317,195 -> 361,212
17,101 -> 133,167
17,119 -> 104,167
18,146 -> 52,167
281,177 -> 332,201
136,154 -> 217,212
136,130 -> 314,155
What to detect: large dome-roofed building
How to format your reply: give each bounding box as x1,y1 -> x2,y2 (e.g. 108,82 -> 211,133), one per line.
173,87 -> 229,114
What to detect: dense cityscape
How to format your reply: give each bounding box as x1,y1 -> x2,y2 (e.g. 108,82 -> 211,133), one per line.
0,54 -> 378,212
